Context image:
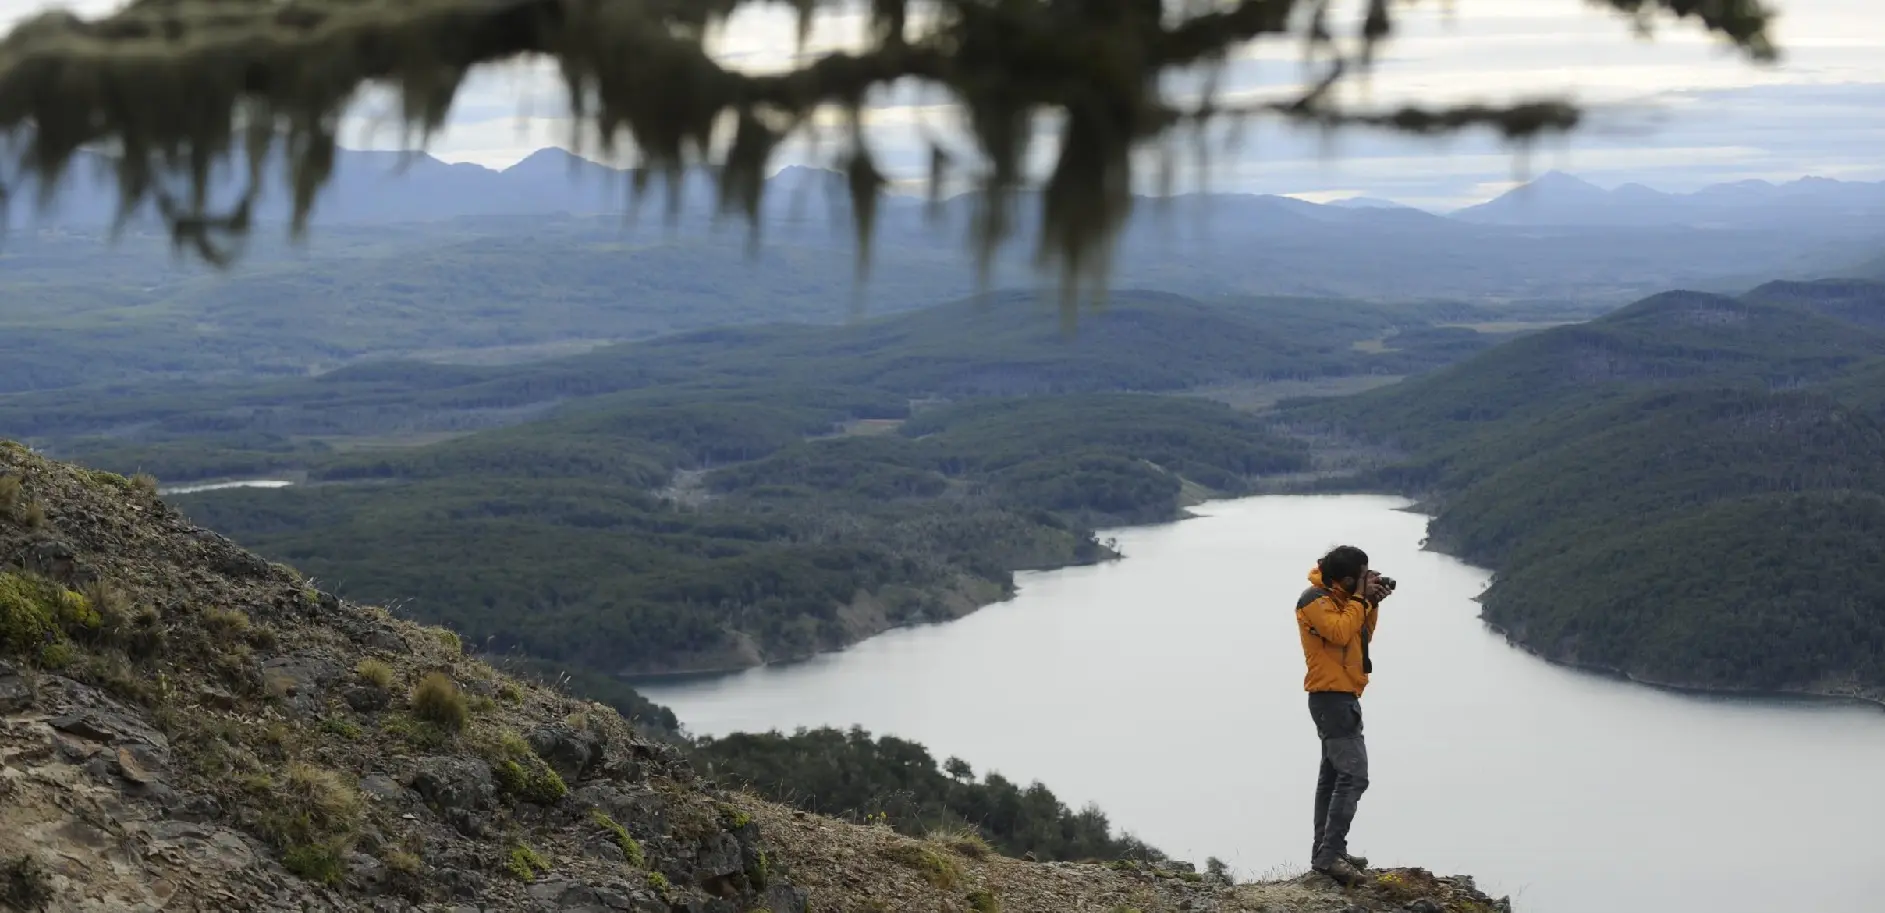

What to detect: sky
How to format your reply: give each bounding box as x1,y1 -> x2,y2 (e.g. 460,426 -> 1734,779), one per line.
3,0 -> 1881,211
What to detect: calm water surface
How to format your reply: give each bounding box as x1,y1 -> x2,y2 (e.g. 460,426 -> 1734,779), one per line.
640,496 -> 1885,913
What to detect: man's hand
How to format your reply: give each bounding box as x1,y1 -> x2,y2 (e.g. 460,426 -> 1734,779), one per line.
1364,572 -> 1391,604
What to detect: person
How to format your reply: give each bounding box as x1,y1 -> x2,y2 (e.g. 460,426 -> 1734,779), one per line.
1296,544 -> 1391,887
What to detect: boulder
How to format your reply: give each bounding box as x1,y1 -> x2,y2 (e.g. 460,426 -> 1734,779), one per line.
529,724 -> 601,782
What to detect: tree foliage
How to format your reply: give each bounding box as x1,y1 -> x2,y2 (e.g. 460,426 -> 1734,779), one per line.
691,725 -> 1167,863
0,0 -> 1775,293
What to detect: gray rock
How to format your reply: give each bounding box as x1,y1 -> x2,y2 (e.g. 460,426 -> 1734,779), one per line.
409,757 -> 496,811
145,821 -> 259,875
438,867 -> 488,900
49,707 -> 166,748
364,629 -> 407,653
19,537 -> 79,582
529,725 -> 601,782
527,877 -> 627,911
347,851 -> 386,894
696,832 -> 744,879
344,686 -> 391,712
360,774 -> 408,803
583,837 -> 628,863
1406,900 -> 1445,913
259,654 -> 339,714
410,757 -> 497,837
759,885 -> 810,913
171,793 -> 224,823
0,661 -> 33,712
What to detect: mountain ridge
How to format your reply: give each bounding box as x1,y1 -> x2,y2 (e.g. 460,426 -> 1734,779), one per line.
0,440 -> 1514,912
19,146 -> 1885,234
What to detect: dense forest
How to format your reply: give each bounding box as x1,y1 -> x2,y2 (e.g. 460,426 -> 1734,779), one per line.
167,388 -> 1303,679
4,290 -> 1519,726
689,727 -> 1169,864
1298,279 -> 1885,696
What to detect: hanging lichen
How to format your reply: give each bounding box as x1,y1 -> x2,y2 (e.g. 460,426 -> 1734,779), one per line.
0,0 -> 1777,297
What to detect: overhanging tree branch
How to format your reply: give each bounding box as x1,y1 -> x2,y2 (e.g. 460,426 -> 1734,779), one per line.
0,0 -> 1778,290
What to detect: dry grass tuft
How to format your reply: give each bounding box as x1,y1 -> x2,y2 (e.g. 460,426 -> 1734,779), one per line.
355,657 -> 395,690
256,762 -> 365,886
410,671 -> 468,731
926,825 -> 993,860
202,606 -> 252,642
878,843 -> 961,890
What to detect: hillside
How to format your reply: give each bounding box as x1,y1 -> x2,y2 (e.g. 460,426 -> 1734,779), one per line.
0,442 -> 1511,912
1305,288 -> 1885,451
1297,283 -> 1885,701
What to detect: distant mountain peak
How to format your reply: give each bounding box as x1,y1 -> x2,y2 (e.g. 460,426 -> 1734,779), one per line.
502,147 -> 611,174
1526,170 -> 1601,191
1327,196 -> 1414,210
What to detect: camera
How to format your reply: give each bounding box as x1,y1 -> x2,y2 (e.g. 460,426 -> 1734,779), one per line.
1373,574 -> 1397,593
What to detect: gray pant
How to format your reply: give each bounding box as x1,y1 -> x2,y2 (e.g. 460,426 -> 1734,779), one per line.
1308,691 -> 1369,868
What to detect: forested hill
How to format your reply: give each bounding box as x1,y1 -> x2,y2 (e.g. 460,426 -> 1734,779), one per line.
1295,279 -> 1885,701
7,290 -> 1521,724
3,288 -> 1491,444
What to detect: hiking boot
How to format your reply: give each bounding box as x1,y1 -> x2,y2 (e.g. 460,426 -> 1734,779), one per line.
1313,857 -> 1366,887
1343,853 -> 1369,870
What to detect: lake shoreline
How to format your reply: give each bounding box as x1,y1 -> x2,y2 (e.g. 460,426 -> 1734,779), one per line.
619,543 -> 1133,682
620,489 -> 1399,682
1479,618 -> 1885,712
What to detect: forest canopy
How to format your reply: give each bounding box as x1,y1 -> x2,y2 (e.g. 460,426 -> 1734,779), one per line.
0,0 -> 1776,292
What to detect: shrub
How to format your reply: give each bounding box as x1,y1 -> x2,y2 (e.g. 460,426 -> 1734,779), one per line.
380,714 -> 452,750
432,627 -> 463,654
2,854 -> 53,911
202,607 -> 251,642
878,844 -> 960,889
928,825 -> 993,859
590,809 -> 646,867
37,641 -> 74,670
130,473 -> 159,496
355,658 -> 395,690
0,474 -> 20,511
968,889 -> 1002,913
485,729 -> 567,804
382,849 -> 422,874
80,580 -> 133,643
1,572 -> 99,659
259,763 -> 364,886
410,672 -> 468,731
20,500 -> 46,528
320,716 -> 362,740
506,843 -> 550,882
282,843 -> 347,885
498,681 -> 525,704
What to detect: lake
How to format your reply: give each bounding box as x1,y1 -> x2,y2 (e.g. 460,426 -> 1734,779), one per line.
638,495 -> 1885,913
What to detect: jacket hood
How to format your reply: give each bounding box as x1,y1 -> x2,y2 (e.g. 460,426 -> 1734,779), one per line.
1308,566 -> 1352,597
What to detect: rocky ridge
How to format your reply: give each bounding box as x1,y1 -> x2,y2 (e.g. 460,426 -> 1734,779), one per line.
0,440 -> 1511,912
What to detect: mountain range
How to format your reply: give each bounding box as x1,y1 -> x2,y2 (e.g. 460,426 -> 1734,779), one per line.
1450,170 -> 1885,230
20,147 -> 1885,241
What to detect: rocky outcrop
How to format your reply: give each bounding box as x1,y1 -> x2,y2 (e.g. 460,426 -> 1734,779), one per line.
0,441 -> 1512,912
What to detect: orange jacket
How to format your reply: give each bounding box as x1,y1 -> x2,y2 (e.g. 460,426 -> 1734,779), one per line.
1296,567 -> 1379,695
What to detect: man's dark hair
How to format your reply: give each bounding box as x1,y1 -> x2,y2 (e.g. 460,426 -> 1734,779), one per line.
1318,546 -> 1370,589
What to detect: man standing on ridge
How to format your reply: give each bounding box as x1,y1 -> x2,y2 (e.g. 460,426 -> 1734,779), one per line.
1297,544 -> 1391,887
